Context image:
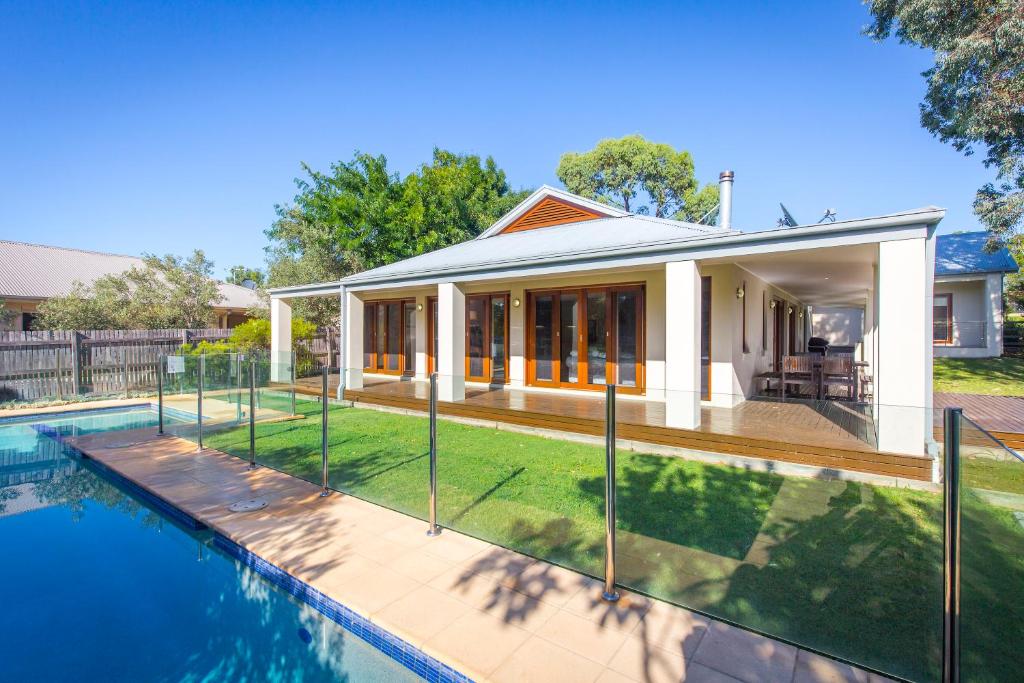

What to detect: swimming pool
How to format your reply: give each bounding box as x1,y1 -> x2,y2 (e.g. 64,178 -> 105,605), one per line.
0,407 -> 431,682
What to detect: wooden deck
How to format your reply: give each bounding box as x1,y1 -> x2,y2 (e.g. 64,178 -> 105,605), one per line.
295,375 -> 933,481
934,392 -> 1024,451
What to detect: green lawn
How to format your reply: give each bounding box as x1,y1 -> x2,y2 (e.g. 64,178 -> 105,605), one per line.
204,397 -> 1024,682
934,357 -> 1024,396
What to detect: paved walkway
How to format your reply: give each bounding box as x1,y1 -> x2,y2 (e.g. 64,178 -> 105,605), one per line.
66,428 -> 890,683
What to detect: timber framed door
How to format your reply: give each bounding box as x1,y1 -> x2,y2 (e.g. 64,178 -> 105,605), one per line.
363,299 -> 416,376
526,284 -> 644,394
465,293 -> 510,384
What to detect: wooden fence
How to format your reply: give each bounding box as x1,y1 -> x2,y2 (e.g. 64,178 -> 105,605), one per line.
1005,322 -> 1023,357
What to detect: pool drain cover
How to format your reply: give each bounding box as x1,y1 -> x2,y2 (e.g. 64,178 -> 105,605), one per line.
228,498 -> 268,513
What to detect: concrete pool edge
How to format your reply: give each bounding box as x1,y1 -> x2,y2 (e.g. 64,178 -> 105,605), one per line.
36,415 -> 473,683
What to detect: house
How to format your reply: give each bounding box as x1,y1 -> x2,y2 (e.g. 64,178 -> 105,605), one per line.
0,240 -> 261,331
932,232 -> 1018,358
269,173 -> 944,458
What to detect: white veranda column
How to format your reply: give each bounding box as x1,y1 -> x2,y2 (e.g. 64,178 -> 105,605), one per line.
986,272 -> 1003,356
415,295 -> 428,380
664,261 -> 702,429
875,237 -> 930,456
437,282 -> 466,402
343,290 -> 364,390
270,297 -> 292,382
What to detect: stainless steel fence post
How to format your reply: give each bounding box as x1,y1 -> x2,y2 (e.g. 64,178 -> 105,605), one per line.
248,360 -> 256,470
603,383 -> 619,602
196,354 -> 204,452
290,350 -> 297,417
320,367 -> 330,497
235,354 -> 242,423
157,356 -> 164,435
943,407 -> 962,683
427,373 -> 440,536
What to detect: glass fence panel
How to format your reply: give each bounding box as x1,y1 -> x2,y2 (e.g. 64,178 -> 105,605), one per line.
614,388 -> 944,682
326,375 -> 428,520
435,374 -> 605,580
195,353 -> 244,446
959,415 -> 1024,683
160,354 -> 200,444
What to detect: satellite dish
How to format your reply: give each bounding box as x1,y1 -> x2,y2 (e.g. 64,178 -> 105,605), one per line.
777,203 -> 799,227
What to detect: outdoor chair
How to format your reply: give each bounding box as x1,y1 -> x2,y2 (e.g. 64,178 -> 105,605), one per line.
821,356 -> 855,400
780,355 -> 816,399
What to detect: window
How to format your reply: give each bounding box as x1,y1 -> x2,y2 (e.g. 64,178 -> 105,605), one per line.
465,293 -> 510,384
933,294 -> 953,344
741,281 -> 749,354
362,299 -> 415,375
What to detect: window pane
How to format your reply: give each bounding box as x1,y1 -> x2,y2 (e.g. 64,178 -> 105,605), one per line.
431,300 -> 438,373
701,278 -> 712,397
587,292 -> 607,385
404,302 -> 416,374
933,296 -> 951,342
560,294 -> 579,383
615,291 -> 637,387
386,303 -> 400,371
363,305 -> 375,369
534,295 -> 554,381
467,296 -> 486,379
491,297 -> 506,382
376,304 -> 386,369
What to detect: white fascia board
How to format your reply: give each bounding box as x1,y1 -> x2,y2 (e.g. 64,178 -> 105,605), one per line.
342,208 -> 944,289
268,281 -> 341,299
934,273 -> 991,284
345,220 -> 937,292
476,185 -> 628,239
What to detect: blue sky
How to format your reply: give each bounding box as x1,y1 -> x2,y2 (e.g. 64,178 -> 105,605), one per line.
0,1 -> 992,279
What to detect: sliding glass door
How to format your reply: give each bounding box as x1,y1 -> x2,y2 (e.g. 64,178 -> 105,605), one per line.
527,285 -> 644,393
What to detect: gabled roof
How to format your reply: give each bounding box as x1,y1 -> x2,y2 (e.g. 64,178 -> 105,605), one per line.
935,231 -> 1019,277
0,240 -> 261,309
476,186 -> 629,238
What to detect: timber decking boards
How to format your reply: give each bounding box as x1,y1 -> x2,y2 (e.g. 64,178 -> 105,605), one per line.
294,375 -> 932,481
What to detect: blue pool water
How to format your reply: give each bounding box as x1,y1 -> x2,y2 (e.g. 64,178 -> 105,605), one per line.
0,408 -> 422,682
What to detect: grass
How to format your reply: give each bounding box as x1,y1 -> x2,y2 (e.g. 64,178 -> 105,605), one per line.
933,357 -> 1024,396
203,396 -> 1024,682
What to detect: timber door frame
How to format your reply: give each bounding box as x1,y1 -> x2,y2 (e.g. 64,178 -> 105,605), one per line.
363,298 -> 416,376
464,292 -> 510,385
525,283 -> 645,395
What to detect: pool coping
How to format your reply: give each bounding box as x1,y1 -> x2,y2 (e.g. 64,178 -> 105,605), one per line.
37,418 -> 474,683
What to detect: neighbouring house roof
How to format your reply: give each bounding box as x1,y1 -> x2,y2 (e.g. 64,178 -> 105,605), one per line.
935,232 -> 1019,277
0,240 -> 261,309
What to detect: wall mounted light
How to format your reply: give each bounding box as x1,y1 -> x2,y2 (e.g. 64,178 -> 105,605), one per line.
736,287 -> 745,299
799,309 -> 805,319
512,298 -> 521,308
787,306 -> 794,315
416,303 -> 424,311
769,300 -> 777,310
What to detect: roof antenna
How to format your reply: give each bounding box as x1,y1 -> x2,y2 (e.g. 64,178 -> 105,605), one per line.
817,209 -> 837,223
776,203 -> 799,227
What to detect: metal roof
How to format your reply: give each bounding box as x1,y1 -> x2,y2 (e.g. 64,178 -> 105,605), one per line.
935,232 -> 1019,276
0,240 -> 261,309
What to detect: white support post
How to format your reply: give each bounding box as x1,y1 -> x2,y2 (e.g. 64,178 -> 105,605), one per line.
415,295 -> 428,380
270,297 -> 292,382
665,261 -> 702,429
337,286 -> 346,398
985,273 -> 1003,356
343,290 -> 364,390
437,282 -> 465,402
509,286 -> 526,387
876,238 -> 930,456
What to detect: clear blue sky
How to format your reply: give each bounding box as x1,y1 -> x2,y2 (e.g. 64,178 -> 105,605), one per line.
0,1 -> 992,279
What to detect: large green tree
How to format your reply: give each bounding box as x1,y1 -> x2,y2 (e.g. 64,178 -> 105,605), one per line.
264,149 -> 530,329
865,0 -> 1024,246
556,134 -> 720,223
225,265 -> 265,288
34,250 -> 224,330
1006,232 -> 1024,313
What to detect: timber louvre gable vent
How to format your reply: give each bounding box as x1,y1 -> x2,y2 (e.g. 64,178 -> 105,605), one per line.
499,196 -> 605,234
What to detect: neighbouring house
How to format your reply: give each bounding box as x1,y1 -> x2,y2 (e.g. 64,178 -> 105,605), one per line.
932,232 -> 1019,358
270,173 -> 944,459
0,240 -> 261,331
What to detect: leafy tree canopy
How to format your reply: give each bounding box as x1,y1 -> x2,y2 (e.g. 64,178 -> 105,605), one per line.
33,250 -> 224,330
1006,233 -> 1024,313
225,265 -> 265,288
556,134 -> 720,223
264,148 -> 530,329
228,317 -> 316,354
865,0 -> 1024,246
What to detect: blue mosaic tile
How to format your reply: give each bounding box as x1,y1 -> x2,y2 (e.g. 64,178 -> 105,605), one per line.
214,535 -> 475,683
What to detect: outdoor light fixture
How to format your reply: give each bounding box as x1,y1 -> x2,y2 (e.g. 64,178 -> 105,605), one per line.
512,298 -> 521,308
416,303 -> 423,311
769,300 -> 777,310
736,287 -> 744,299
787,306 -> 794,315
